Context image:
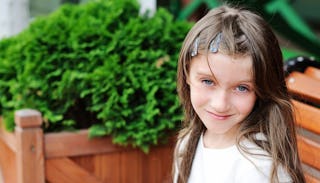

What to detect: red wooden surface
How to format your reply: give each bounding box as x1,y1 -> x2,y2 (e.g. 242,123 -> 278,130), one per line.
0,112 -> 175,183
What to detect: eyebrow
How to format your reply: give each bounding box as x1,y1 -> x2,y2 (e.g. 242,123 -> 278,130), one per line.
195,72 -> 217,80
195,72 -> 214,77
195,71 -> 219,84
195,71 -> 254,84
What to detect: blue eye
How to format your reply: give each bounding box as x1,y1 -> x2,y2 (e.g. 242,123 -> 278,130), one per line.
202,79 -> 214,86
237,85 -> 249,92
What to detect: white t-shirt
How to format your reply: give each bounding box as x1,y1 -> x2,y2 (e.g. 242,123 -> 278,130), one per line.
174,134 -> 292,183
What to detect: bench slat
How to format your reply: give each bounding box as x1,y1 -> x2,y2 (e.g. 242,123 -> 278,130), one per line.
293,100 -> 320,135
286,72 -> 320,104
297,135 -> 320,171
305,67 -> 320,81
304,172 -> 320,183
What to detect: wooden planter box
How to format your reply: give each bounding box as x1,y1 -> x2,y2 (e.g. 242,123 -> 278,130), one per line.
0,109 -> 175,183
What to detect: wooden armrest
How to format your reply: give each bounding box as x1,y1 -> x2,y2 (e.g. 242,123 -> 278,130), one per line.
286,72 -> 320,104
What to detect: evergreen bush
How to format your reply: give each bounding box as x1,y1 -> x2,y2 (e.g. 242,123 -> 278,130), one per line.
0,0 -> 192,152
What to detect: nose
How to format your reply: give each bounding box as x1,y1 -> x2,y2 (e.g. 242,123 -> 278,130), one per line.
209,89 -> 230,113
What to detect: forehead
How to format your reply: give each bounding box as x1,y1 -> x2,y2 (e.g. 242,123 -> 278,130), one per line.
189,53 -> 253,82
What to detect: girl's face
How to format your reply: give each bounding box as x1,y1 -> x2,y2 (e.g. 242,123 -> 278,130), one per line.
188,52 -> 256,142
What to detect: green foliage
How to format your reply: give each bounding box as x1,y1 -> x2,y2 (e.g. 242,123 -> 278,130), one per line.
0,0 -> 192,151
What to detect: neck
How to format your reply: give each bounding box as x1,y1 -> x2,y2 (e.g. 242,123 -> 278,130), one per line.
203,125 -> 239,149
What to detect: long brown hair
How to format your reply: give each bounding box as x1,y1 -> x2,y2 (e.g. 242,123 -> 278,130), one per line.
173,5 -> 305,183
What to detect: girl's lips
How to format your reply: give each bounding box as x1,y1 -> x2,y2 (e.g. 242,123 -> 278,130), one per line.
206,110 -> 231,120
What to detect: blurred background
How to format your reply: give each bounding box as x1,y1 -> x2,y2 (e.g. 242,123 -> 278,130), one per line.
1,0 -> 320,59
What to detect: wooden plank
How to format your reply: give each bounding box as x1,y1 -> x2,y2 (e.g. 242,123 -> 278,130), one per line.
305,172 -> 320,183
297,135 -> 320,171
293,100 -> 320,135
15,127 -> 44,183
0,118 -> 16,152
72,156 -> 95,173
15,109 -> 44,183
141,145 -> 173,183
305,67 -> 320,81
90,153 -> 121,182
71,144 -> 175,183
120,150 -> 142,183
45,130 -> 129,158
302,163 -> 320,183
286,72 -> 320,104
0,137 -> 17,183
158,146 -> 174,183
15,109 -> 42,128
142,149 -> 161,183
46,157 -> 103,183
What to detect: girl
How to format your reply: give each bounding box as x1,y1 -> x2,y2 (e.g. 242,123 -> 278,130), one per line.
173,5 -> 306,183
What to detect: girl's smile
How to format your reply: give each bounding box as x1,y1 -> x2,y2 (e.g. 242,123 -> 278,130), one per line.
205,110 -> 232,120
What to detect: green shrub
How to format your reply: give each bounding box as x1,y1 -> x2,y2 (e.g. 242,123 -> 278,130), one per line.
0,0 -> 192,152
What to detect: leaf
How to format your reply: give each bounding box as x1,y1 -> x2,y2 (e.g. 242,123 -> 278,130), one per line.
88,124 -> 108,138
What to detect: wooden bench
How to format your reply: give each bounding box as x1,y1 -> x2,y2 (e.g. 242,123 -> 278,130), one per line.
285,56 -> 320,183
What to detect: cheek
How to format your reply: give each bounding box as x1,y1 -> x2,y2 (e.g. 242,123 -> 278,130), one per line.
234,95 -> 256,115
190,86 -> 209,107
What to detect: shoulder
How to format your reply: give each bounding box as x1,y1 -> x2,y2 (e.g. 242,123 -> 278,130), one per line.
236,138 -> 292,183
233,139 -> 271,182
